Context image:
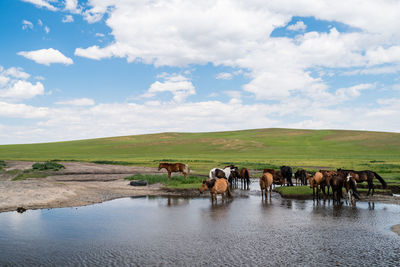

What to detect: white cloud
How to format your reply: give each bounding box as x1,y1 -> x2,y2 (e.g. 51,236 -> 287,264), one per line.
21,0 -> 58,11
55,98 -> 95,106
216,72 -> 233,80
18,48 -> 73,66
0,80 -> 45,100
3,67 -> 30,79
44,26 -> 50,34
22,20 -> 33,30
142,74 -> 195,103
0,101 -> 48,119
64,0 -> 80,14
38,19 -> 43,26
95,33 -> 105,37
287,21 -> 307,31
62,15 -> 74,23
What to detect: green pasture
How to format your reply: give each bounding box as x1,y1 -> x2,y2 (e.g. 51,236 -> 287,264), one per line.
1,128 -> 399,183
125,174 -> 203,189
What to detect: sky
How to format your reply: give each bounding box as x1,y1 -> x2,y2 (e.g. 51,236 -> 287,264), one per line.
0,0 -> 400,144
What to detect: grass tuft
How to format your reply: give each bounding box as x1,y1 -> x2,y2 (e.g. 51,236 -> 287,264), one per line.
125,174 -> 203,189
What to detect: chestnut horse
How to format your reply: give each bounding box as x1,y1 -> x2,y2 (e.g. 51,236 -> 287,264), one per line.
158,162 -> 190,179
200,178 -> 232,202
260,172 -> 273,199
263,169 -> 285,187
309,171 -> 326,200
337,169 -> 386,196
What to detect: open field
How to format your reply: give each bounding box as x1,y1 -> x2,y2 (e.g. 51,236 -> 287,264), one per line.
0,128 -> 399,182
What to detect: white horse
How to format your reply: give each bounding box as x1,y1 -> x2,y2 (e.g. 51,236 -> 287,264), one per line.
209,167 -> 233,180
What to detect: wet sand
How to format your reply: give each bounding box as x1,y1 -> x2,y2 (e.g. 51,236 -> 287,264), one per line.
391,224 -> 400,235
0,161 -> 194,213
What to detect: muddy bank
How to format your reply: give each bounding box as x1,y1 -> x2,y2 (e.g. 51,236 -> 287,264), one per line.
391,224 -> 400,235
0,161 -> 201,213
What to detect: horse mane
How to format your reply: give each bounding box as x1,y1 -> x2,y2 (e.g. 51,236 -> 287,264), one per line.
206,179 -> 216,188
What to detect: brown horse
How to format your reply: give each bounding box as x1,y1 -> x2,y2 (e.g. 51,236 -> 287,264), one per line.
319,170 -> 337,197
329,175 -> 344,204
158,162 -> 190,179
294,169 -> 308,185
199,178 -> 232,202
263,169 -> 285,187
309,171 -> 326,200
239,167 -> 250,189
260,172 -> 273,199
337,169 -> 386,196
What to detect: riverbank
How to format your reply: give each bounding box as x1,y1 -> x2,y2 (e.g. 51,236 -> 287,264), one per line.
0,161 -> 205,213
1,161 -> 400,213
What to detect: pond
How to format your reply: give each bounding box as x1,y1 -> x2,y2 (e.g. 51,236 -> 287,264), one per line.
0,186 -> 399,266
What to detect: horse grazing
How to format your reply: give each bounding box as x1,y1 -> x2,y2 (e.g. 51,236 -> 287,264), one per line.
337,169 -> 386,196
309,171 -> 326,200
295,169 -> 308,186
158,162 -> 190,179
260,172 -> 273,199
199,178 -> 232,202
239,168 -> 250,190
280,166 -> 293,186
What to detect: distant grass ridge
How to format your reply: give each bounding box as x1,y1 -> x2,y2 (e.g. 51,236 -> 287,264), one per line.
0,128 -> 399,180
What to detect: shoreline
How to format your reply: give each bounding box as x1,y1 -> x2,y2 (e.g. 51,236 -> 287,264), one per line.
1,160 -> 400,213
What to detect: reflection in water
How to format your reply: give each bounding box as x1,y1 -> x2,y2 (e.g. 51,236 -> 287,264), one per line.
0,193 -> 399,266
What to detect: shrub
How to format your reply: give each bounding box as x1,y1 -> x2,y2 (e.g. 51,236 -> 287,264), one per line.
32,161 -> 65,171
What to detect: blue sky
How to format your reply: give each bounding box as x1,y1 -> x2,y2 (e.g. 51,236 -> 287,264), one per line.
0,0 -> 399,144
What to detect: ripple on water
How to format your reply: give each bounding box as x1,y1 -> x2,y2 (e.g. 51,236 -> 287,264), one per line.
0,193 -> 399,266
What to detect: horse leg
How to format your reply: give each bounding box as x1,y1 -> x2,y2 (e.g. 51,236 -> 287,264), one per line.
168,171 -> 171,180
269,184 -> 272,199
183,171 -> 187,179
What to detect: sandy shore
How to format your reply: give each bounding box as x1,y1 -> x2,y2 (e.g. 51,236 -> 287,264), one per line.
1,161 -> 400,213
390,224 -> 400,235
0,161 -> 195,213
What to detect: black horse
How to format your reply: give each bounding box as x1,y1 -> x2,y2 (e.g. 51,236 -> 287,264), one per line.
295,169 -> 308,185
280,166 -> 293,186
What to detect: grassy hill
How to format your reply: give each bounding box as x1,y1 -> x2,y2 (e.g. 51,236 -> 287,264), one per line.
0,128 -> 400,179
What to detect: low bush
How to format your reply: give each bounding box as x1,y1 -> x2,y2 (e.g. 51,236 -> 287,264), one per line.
32,161 -> 65,171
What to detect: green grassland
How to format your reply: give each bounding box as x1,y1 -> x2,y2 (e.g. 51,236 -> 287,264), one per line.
0,128 -> 399,183
125,174 -> 203,189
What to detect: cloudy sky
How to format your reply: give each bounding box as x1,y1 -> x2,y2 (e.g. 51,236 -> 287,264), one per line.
0,0 -> 399,144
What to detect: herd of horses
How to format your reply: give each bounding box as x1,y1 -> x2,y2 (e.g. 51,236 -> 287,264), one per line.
158,162 -> 388,205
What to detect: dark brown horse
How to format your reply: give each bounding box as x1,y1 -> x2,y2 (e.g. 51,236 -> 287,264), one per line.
329,175 -> 344,204
337,169 -> 386,196
294,169 -> 308,186
264,169 -> 285,187
158,162 -> 190,179
239,168 -> 250,190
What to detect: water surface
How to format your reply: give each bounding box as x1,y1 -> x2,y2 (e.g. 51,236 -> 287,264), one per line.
0,187 -> 399,266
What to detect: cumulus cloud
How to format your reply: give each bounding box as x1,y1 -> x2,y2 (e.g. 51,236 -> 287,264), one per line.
64,0 -> 80,14
287,21 -> 307,31
142,74 -> 195,103
18,48 -> 73,66
62,15 -> 74,23
21,0 -> 58,11
0,80 -> 45,100
55,98 -> 95,106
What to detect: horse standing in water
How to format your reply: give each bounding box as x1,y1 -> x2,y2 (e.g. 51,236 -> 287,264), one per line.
158,162 -> 190,179
260,172 -> 273,200
337,169 -> 387,196
295,169 -> 308,186
239,168 -> 250,190
200,178 -> 232,202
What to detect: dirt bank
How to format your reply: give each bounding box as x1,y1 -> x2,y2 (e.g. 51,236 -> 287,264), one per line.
390,224 -> 400,235
0,161 -> 200,213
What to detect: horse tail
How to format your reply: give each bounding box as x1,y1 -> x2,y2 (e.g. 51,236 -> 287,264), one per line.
227,182 -> 232,198
350,180 -> 360,200
185,164 -> 190,175
373,171 -> 387,189
245,169 -> 250,180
